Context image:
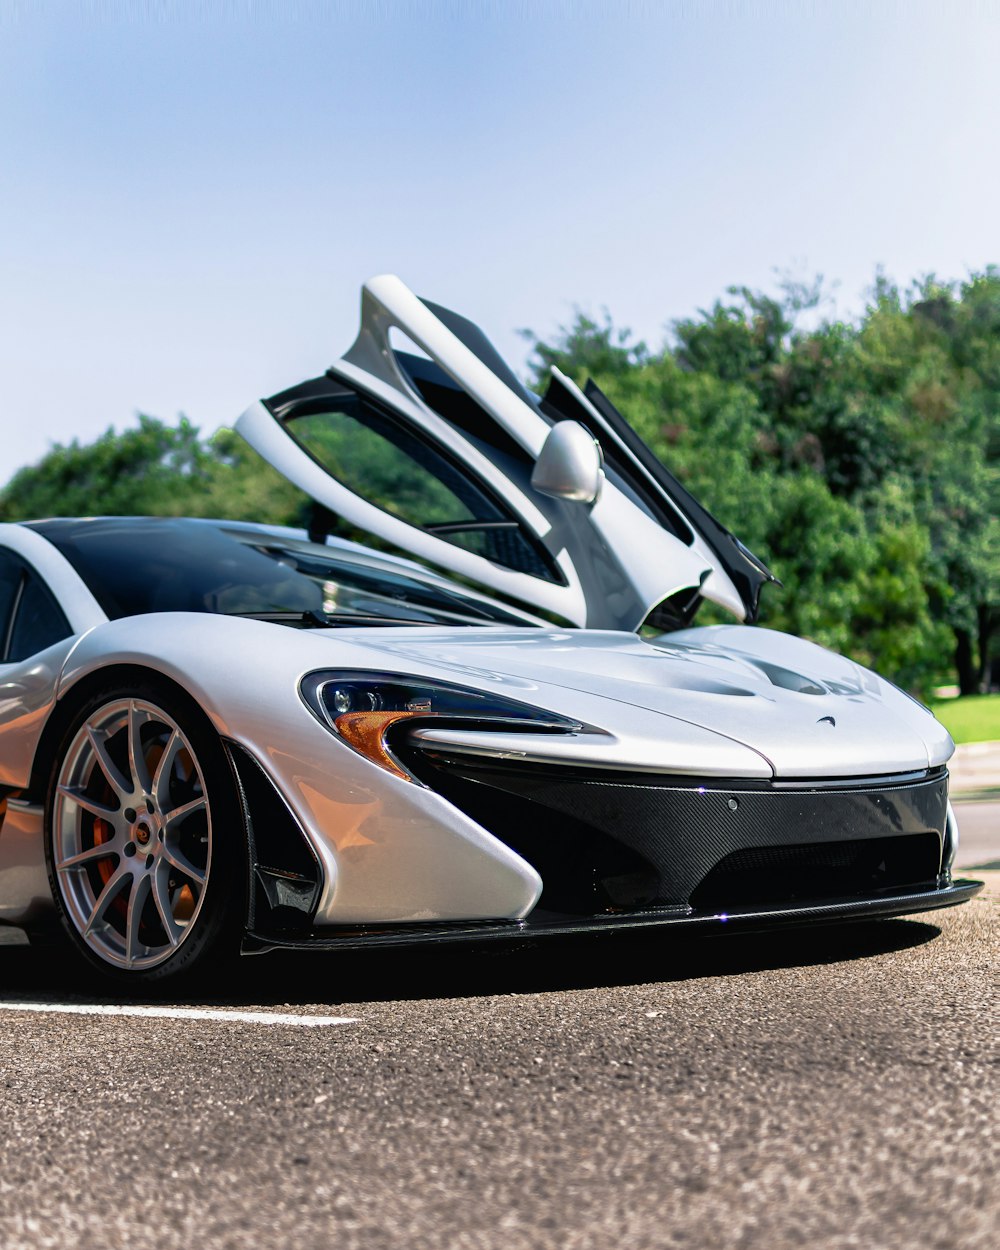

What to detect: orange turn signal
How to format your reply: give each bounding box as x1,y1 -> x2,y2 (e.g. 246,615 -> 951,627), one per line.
333,710 -> 422,780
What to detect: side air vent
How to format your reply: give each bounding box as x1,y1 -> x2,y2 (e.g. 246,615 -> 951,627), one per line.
224,742 -> 322,935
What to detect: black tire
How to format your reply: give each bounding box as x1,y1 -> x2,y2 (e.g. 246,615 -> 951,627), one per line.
43,678 -> 246,986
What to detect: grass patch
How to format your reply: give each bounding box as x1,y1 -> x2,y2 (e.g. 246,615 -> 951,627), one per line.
929,693 -> 1000,744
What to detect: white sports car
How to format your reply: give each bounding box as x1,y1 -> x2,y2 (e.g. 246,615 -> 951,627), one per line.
0,276 -> 981,983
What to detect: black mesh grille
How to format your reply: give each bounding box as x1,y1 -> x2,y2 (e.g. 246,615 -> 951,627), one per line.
689,832 -> 942,911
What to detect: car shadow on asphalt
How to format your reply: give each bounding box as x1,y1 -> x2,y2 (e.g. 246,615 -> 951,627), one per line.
0,916 -> 942,1007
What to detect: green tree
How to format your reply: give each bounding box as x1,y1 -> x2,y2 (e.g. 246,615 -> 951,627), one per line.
0,417 -> 308,529
854,273 -> 1000,691
0,416 -> 208,521
522,270 -> 999,693
521,310 -> 649,386
4,266 -> 997,695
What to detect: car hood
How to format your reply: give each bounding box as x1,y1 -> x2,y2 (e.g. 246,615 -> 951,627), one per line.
343,622 -> 953,779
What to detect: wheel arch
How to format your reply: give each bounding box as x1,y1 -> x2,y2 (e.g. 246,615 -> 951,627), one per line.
40,663 -> 251,980
27,662 -> 223,803
29,662 -> 324,942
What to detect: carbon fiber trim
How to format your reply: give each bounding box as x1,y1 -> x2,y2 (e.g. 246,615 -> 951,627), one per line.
410,756 -> 951,910
242,878 -> 984,953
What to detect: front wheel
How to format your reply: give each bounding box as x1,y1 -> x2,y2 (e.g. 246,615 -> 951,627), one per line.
44,682 -> 244,983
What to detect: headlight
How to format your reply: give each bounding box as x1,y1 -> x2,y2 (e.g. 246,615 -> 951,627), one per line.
300,671 -> 580,781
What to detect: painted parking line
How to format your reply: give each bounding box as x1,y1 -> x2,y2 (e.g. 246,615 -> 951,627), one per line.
0,1002 -> 357,1027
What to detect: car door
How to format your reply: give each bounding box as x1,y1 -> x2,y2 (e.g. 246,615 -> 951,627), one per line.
236,275 -> 775,631
0,528 -> 106,789
0,544 -> 73,794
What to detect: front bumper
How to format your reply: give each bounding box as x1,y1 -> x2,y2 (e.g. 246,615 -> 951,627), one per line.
235,741 -> 980,951
243,877 -> 983,952
404,756 -> 956,915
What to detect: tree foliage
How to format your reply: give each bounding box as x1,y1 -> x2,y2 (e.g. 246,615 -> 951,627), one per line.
2,268 -> 997,695
0,419 -> 308,529
524,269 -> 999,694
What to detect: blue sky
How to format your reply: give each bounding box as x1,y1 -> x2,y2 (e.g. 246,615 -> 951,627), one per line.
1,1 -> 998,483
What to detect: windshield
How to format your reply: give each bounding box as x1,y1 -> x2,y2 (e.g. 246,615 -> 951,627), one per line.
30,518 -> 533,627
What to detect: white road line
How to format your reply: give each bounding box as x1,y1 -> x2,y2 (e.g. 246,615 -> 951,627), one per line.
0,1002 -> 357,1027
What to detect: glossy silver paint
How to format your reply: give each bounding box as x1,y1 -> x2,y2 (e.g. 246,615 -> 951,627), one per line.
361,625 -> 953,777
236,274 -> 736,630
31,604 -> 952,924
530,420 -> 604,504
0,276 -> 966,944
0,635 -> 81,789
0,799 -> 49,926
0,530 -> 957,929
56,612 -> 544,925
0,523 -> 106,788
547,366 -> 746,617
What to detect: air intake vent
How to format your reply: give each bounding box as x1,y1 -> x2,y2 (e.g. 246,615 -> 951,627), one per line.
690,833 -> 942,911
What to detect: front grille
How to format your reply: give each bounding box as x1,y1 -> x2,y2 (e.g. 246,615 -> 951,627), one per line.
408,752 -> 949,916
689,832 -> 942,911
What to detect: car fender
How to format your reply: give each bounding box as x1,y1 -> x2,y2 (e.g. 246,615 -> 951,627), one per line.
55,613 -> 542,925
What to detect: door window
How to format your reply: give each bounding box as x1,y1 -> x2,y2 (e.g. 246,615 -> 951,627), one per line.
282,395 -> 561,583
0,549 -> 71,662
0,551 -> 22,654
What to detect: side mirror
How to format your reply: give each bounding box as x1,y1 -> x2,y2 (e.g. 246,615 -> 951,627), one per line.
530,421 -> 604,504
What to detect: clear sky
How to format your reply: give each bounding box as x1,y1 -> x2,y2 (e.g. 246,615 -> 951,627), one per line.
1,1 -> 998,484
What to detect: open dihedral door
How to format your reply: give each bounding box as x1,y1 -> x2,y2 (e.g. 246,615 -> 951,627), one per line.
236,275 -> 775,630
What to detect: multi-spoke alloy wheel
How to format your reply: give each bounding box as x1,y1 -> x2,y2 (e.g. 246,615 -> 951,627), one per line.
46,686 -> 236,978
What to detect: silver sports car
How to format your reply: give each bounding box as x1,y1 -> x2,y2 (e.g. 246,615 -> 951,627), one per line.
0,275 -> 981,983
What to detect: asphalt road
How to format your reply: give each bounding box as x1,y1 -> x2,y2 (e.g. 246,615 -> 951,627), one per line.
954,799 -> 1000,871
0,860 -> 996,1250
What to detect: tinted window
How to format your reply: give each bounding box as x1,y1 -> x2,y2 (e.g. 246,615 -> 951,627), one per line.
392,351 -> 535,466
0,549 -> 71,663
281,395 -> 560,583
0,550 -> 22,654
7,571 -> 71,661
36,519 -> 325,619
30,518 -> 531,627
